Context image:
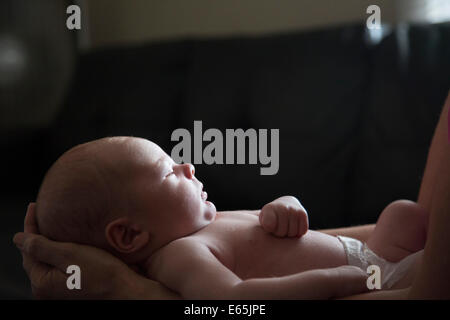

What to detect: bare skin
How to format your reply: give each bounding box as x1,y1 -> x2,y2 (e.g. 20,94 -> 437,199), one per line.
21,137 -> 426,299
143,197 -> 425,299
14,203 -> 365,299
12,91 -> 450,299
342,90 -> 450,300
13,146 -> 425,300
409,91 -> 450,299
23,137 -> 371,299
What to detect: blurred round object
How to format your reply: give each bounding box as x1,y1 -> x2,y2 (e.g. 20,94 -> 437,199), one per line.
395,0 -> 450,24
0,34 -> 27,87
0,0 -> 76,133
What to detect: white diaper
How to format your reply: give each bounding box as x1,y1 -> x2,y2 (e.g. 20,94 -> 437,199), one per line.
337,236 -> 422,289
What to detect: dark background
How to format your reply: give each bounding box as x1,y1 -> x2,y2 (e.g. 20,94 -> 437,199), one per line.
1,0 -> 450,298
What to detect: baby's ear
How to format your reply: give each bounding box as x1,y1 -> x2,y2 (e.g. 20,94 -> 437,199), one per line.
105,217 -> 150,253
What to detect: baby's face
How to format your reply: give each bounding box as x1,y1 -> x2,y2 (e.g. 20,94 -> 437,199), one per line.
121,138 -> 217,249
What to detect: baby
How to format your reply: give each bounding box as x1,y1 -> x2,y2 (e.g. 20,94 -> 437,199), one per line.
35,136 -> 427,299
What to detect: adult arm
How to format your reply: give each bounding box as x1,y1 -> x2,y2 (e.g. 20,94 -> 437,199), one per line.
342,91 -> 450,300
409,91 -> 450,299
318,224 -> 375,243
225,198 -> 374,242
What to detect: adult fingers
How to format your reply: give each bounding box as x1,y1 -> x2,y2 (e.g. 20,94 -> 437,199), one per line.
21,250 -> 53,292
21,250 -> 49,281
20,249 -> 67,299
14,232 -> 71,271
24,202 -> 39,234
27,259 -> 68,299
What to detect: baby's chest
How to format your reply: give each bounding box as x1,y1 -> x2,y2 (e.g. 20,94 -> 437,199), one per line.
198,216 -> 283,274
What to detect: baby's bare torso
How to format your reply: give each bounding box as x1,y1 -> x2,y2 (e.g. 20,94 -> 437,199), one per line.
183,210 -> 348,279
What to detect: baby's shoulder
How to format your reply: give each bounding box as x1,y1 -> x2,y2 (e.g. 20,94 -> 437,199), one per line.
164,237 -> 204,252
146,237 -> 213,278
154,237 -> 209,264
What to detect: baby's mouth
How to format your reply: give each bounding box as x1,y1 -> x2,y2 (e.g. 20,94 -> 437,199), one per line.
199,182 -> 207,201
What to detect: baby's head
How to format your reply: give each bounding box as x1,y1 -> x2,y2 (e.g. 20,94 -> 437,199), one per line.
36,136 -> 216,263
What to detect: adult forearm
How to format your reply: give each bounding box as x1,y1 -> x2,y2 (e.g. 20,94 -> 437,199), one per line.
409,185 -> 450,299
417,92 -> 450,212
319,224 -> 375,242
102,265 -> 180,300
225,210 -> 376,242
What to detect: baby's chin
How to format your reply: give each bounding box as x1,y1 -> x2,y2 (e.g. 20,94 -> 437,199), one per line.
203,200 -> 217,221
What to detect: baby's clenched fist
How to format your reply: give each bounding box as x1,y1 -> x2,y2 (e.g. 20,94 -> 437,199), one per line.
259,196 -> 309,238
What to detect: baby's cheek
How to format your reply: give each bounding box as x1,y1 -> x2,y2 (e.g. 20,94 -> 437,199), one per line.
178,192 -> 200,217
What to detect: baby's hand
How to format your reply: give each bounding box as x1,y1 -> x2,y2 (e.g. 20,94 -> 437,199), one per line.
259,196 -> 308,238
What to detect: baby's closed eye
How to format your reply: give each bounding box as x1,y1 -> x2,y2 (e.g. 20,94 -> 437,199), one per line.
165,171 -> 175,178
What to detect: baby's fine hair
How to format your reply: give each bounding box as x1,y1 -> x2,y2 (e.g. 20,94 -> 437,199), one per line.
36,141 -> 115,248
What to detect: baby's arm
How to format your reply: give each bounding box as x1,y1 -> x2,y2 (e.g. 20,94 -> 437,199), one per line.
149,239 -> 368,300
259,196 -> 309,238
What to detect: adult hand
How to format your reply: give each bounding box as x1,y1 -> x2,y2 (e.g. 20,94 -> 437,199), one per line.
13,203 -> 180,299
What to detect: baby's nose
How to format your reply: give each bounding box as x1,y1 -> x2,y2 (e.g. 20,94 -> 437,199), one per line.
182,163 -> 195,178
